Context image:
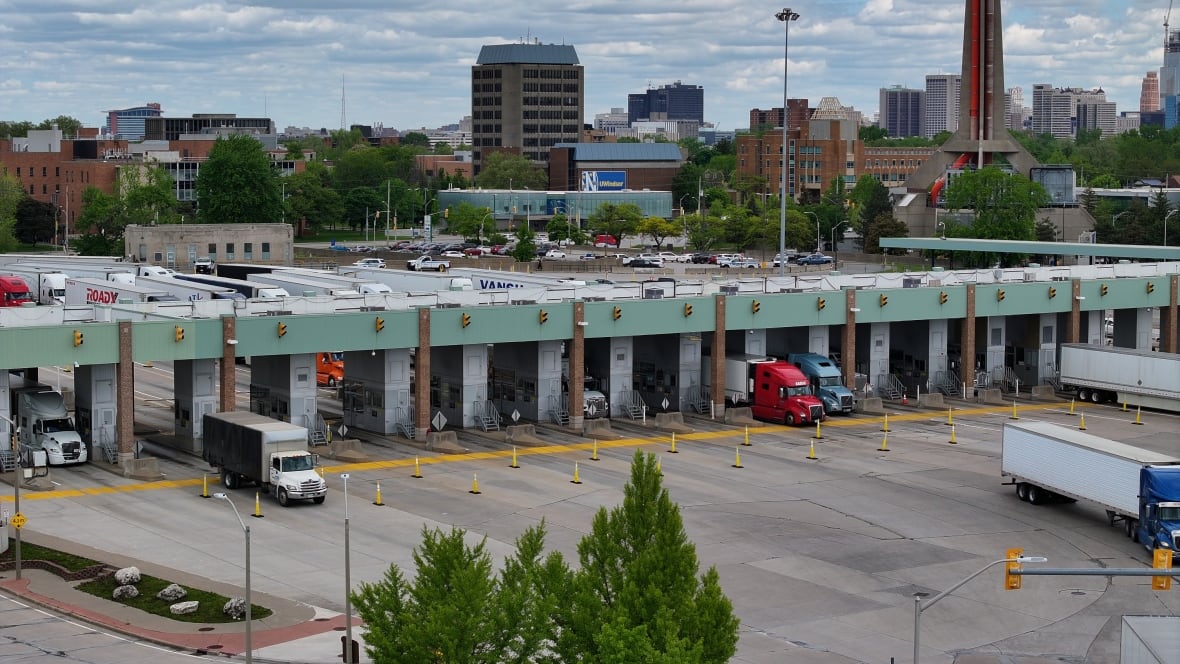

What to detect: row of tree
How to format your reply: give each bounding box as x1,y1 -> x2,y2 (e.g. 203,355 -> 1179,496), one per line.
351,451 -> 739,664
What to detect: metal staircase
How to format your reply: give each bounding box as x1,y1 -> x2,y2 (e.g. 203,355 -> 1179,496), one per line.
619,391 -> 647,420
394,405 -> 415,439
876,373 -> 904,400
548,395 -> 570,426
931,370 -> 962,397
992,366 -> 1019,393
0,450 -> 15,473
473,400 -> 501,432
685,385 -> 710,414
96,427 -> 119,464
308,412 -> 329,446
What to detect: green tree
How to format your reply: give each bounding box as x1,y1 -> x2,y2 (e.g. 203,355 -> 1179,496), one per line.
859,126 -> 888,141
120,167 -> 180,226
37,115 -> 83,136
475,152 -> 547,190
0,121 -> 35,138
943,167 -> 1049,245
863,213 -> 909,254
557,451 -> 739,664
72,187 -> 122,255
342,187 -> 384,232
14,197 -> 55,244
545,214 -> 586,245
285,164 -> 343,232
511,225 -> 537,262
333,148 -> 395,191
0,173 -> 25,251
195,135 -> 283,224
588,202 -> 642,248
400,132 -> 431,149
637,216 -> 681,249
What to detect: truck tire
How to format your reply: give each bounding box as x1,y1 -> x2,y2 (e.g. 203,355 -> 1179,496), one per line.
1027,485 -> 1044,505
1090,389 -> 1103,403
277,488 -> 290,507
313,496 -> 325,504
327,376 -> 338,387
222,469 -> 238,490
1124,518 -> 1138,541
1077,388 -> 1089,402
1016,483 -> 1030,502
784,413 -> 795,426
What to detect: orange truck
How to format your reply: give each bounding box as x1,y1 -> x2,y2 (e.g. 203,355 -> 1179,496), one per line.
317,352 -> 344,387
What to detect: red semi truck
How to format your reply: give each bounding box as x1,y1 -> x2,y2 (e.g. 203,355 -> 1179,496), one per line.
0,275 -> 34,306
703,354 -> 825,426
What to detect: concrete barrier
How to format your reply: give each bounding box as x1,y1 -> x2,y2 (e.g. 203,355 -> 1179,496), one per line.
425,431 -> 465,453
583,418 -> 619,439
654,412 -> 693,433
979,388 -> 1004,404
723,407 -> 758,425
122,456 -> 164,481
1030,385 -> 1057,401
856,397 -> 885,415
326,439 -> 367,462
918,393 -> 945,409
505,424 -> 546,446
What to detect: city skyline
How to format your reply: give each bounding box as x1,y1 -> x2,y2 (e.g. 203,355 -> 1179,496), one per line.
0,1 -> 1169,133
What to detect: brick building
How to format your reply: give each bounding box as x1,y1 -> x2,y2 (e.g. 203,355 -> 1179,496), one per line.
547,142 -> 685,193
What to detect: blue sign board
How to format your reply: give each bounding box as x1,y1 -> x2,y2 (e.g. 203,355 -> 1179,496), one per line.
581,171 -> 626,192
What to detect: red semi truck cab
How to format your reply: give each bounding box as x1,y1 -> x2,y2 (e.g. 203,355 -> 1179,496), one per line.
0,275 -> 34,306
749,360 -> 826,426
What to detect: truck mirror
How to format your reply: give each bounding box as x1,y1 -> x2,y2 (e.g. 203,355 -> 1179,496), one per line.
312,453 -> 320,466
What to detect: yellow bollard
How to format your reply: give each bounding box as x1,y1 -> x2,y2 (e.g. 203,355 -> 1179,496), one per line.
1010,400 -> 1020,420
590,439 -> 600,461
469,473 -> 481,495
806,440 -> 818,460
412,456 -> 423,479
881,413 -> 890,433
1069,398 -> 1076,415
252,492 -> 264,518
946,408 -> 954,426
1122,400 -> 1128,412
949,424 -> 957,444
669,432 -> 678,454
878,433 -> 890,452
373,482 -> 384,506
571,462 -> 582,484
743,425 -> 751,446
814,421 -> 823,440
732,447 -> 744,468
510,446 -> 519,469
1079,413 -> 1087,431
656,456 -> 662,475
200,473 -> 210,498
1133,405 -> 1143,426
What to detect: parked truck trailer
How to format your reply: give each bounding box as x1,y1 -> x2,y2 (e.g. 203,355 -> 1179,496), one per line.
787,352 -> 856,415
202,411 -> 326,506
1059,343 -> 1180,412
1,268 -> 67,305
702,354 -> 824,426
1002,420 -> 1180,558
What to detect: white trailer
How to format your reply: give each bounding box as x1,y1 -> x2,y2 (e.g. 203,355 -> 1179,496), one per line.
12,261 -> 137,284
246,272 -> 360,296
174,274 -> 289,298
276,268 -> 393,294
338,266 -> 475,292
1059,343 -> 1180,412
136,276 -> 246,301
1,268 -> 67,304
64,277 -> 179,305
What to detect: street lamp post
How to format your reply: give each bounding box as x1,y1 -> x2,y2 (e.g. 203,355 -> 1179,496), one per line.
1,414 -> 21,580
912,553 -> 1046,664
1165,209 -> 1177,247
776,7 -> 800,278
830,221 -> 848,266
803,211 -> 819,253
341,473 -> 354,664
213,493 -> 252,664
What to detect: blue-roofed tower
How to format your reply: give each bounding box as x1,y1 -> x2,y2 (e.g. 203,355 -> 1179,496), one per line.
472,42 -> 584,173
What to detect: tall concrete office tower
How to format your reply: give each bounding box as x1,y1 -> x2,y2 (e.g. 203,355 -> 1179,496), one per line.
906,0 -> 1037,194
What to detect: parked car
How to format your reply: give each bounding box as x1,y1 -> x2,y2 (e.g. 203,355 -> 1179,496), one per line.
441,250 -> 466,259
655,251 -> 684,263
578,253 -> 598,261
628,257 -> 662,268
717,255 -> 760,268
594,234 -> 618,248
194,257 -> 215,274
711,253 -> 739,265
689,252 -> 714,264
544,249 -> 567,260
329,244 -> 351,252
352,257 -> 386,269
771,252 -> 798,268
352,245 -> 374,253
796,253 -> 834,265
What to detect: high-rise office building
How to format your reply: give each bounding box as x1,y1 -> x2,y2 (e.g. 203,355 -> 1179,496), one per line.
1005,86 -> 1027,130
1032,85 -> 1116,138
103,103 -> 162,140
471,42 -> 584,170
878,86 -> 924,138
924,74 -> 961,138
1141,71 -> 1161,113
627,81 -> 704,124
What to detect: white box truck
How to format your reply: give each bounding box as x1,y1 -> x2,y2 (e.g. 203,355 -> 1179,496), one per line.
1059,343 -> 1180,412
10,378 -> 88,465
65,277 -> 180,305
202,411 -> 327,506
1002,421 -> 1180,557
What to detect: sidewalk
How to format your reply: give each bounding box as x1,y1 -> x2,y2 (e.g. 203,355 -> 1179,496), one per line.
0,534 -> 365,662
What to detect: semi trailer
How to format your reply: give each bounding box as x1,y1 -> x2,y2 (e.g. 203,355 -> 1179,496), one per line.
702,354 -> 824,426
1058,343 -> 1180,412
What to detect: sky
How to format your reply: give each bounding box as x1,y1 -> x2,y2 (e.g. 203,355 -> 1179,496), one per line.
0,1 -> 1173,134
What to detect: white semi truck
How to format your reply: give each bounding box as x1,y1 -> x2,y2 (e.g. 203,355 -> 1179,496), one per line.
9,378 -> 88,465
1058,343 -> 1180,412
1002,421 -> 1180,557
136,276 -> 245,301
1,268 -> 67,305
64,277 -> 180,305
202,411 -> 327,506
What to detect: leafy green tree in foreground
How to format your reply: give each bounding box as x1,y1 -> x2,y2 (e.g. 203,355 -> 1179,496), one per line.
195,134 -> 283,224
352,452 -> 739,664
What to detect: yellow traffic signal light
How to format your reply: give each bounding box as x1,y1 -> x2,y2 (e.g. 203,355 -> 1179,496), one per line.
461,313 -> 471,328
1005,547 -> 1023,590
1100,284 -> 1109,297
939,291 -> 948,305
684,303 -> 693,317
376,316 -> 385,333
1048,287 -> 1057,299
174,326 -> 185,343
997,289 -> 1006,302
72,329 -> 84,347
879,294 -> 888,307
612,306 -> 622,321
816,297 -> 826,311
752,300 -> 761,314
277,322 -> 288,338
1152,548 -> 1173,590
1147,282 -> 1155,294
539,310 -> 548,324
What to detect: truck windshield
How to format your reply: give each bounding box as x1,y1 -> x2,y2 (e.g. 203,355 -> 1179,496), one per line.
786,386 -> 811,397
1159,505 -> 1180,521
818,376 -> 843,388
42,418 -> 75,433
281,456 -> 314,472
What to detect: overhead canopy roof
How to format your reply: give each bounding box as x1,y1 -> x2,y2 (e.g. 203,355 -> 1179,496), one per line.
879,238 -> 1180,261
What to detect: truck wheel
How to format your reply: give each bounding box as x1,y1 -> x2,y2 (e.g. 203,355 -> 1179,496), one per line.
1124,519 -> 1138,541
327,376 -> 338,387
1027,485 -> 1044,505
277,488 -> 290,507
1016,483 -> 1030,502
784,413 -> 795,426
1090,390 -> 1102,403
313,496 -> 325,504
1077,388 -> 1089,402
222,470 -> 238,490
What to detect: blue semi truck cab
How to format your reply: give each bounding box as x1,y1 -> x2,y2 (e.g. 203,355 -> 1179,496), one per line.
1138,467 -> 1180,558
787,353 -> 855,415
